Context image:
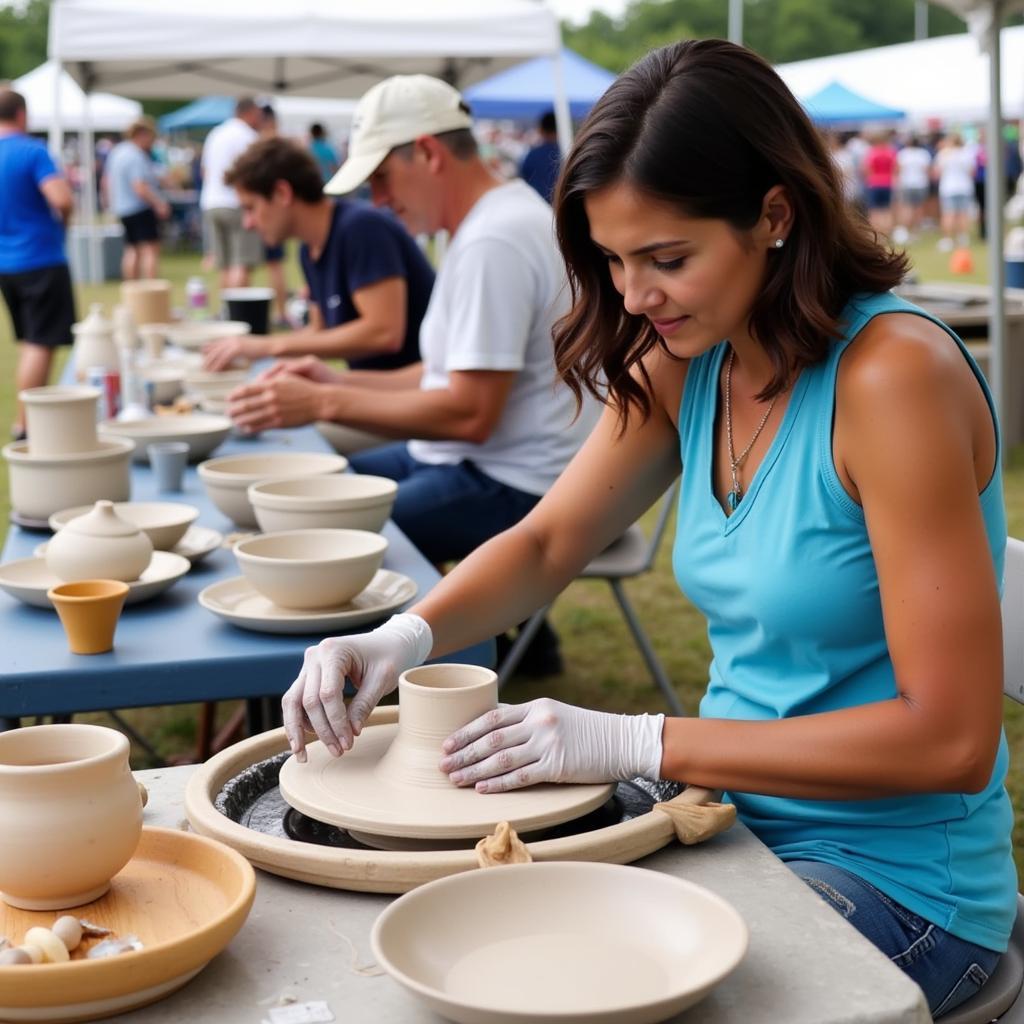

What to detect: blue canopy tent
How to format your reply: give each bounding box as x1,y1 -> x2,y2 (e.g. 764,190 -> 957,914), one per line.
801,81 -> 905,125
159,96 -> 234,133
464,47 -> 615,121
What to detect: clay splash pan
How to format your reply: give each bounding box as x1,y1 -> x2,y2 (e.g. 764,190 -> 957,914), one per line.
0,827 -> 255,1024
372,861 -> 749,1024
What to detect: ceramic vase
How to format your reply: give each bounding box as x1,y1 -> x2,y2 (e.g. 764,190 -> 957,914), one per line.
375,665 -> 498,789
0,723 -> 143,909
19,385 -> 100,457
46,500 -> 153,582
71,302 -> 118,382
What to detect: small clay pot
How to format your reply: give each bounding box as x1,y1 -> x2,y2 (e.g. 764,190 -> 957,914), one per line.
0,722 -> 142,909
48,579 -> 130,655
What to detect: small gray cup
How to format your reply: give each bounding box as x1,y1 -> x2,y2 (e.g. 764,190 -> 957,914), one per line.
147,441 -> 189,492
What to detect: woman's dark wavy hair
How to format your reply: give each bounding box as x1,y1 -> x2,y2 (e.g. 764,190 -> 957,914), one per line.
552,38 -> 909,424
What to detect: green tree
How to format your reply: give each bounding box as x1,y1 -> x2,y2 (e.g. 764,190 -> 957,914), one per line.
0,0 -> 49,82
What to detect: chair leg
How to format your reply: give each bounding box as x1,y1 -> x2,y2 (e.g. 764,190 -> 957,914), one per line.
497,606 -> 553,689
107,710 -> 167,767
609,580 -> 685,716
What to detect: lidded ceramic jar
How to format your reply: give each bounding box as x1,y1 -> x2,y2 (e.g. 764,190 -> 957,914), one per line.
0,723 -> 143,910
46,499 -> 153,582
72,302 -> 118,381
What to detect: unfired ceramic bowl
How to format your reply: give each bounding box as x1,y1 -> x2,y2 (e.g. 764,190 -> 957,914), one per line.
233,528 -> 387,609
183,368 -> 249,399
248,474 -> 398,533
49,501 -> 199,551
164,320 -> 251,351
371,861 -> 749,1024
99,414 -> 231,464
2,439 -> 134,521
19,386 -> 101,457
197,452 -> 348,528
45,500 -> 153,582
0,723 -> 142,910
141,365 -> 184,405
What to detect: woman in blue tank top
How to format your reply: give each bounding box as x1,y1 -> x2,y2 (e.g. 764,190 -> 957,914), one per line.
284,41 -> 1015,1016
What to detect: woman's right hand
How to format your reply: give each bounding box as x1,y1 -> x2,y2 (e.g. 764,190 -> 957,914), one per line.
281,613 -> 433,762
260,355 -> 339,384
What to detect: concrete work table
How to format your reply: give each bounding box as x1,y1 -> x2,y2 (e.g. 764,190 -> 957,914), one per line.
120,765 -> 931,1024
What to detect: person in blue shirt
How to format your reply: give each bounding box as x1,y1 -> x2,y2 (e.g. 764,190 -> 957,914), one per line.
102,116 -> 170,281
202,136 -> 433,373
519,110 -> 562,204
280,41 -> 1015,1019
308,123 -> 340,184
0,89 -> 75,441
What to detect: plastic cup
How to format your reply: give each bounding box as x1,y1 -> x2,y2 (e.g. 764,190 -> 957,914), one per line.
47,580 -> 129,655
147,441 -> 189,492
222,287 -> 273,336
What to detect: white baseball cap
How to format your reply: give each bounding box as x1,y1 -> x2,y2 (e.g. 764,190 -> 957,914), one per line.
325,75 -> 473,196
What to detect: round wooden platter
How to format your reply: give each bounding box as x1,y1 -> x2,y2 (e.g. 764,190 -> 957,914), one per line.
0,827 -> 255,1023
185,707 -> 683,894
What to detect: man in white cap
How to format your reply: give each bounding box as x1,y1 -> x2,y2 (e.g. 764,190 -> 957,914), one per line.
228,74 -> 596,675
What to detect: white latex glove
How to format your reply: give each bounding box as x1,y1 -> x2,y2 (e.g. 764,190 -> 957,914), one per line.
282,613 -> 432,762
438,698 -> 664,793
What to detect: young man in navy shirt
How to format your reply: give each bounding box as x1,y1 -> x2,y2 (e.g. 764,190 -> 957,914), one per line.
0,89 -> 75,440
203,137 -> 433,373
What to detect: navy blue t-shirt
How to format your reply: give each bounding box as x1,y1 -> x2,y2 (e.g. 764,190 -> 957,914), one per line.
0,133 -> 66,274
519,141 -> 562,204
300,200 -> 434,371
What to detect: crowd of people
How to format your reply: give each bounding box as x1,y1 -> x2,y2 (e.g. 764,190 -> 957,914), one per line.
1,38 -> 1020,1019
830,124 -> 1024,249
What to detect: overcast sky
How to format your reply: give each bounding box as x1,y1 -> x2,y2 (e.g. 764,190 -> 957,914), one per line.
549,0 -> 630,25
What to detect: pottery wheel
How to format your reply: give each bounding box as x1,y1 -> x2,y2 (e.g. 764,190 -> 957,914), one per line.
278,725 -> 615,840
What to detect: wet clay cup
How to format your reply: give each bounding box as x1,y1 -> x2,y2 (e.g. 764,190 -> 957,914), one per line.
48,579 -> 130,655
0,723 -> 143,910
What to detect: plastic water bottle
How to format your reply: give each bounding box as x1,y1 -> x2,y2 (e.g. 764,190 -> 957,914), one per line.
185,276 -> 209,321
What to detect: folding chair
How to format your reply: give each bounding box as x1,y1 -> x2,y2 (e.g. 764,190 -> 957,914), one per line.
497,481 -> 685,716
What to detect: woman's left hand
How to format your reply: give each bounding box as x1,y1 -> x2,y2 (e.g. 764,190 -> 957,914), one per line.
439,697 -> 665,793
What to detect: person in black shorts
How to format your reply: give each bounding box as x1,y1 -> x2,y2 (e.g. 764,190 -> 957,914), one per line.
0,89 -> 75,440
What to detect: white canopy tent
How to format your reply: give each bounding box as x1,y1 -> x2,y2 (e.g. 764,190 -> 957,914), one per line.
12,60 -> 141,134
47,0 -> 571,282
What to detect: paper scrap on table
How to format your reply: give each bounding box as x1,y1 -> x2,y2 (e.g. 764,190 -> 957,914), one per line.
266,1002 -> 335,1024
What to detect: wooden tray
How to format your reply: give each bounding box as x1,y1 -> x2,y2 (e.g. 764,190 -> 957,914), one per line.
186,708 -> 709,894
0,827 -> 255,1023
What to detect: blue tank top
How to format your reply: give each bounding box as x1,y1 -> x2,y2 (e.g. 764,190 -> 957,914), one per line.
673,290 -> 1016,951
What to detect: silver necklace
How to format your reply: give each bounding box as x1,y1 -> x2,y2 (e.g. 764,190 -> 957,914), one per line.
724,347 -> 778,512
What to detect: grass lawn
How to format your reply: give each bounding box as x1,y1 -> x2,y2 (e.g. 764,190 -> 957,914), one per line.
4,229 -> 1024,874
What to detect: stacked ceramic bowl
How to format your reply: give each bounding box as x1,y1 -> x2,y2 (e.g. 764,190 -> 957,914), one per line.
2,386 -> 134,525
197,452 -> 349,529
247,474 -> 398,533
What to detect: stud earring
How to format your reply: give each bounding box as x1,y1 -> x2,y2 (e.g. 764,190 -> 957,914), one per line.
773,238 -> 785,249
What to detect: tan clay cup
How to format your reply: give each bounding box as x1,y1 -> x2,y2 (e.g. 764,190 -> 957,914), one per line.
0,723 -> 143,910
121,279 -> 172,325
375,664 -> 498,789
47,579 -> 130,655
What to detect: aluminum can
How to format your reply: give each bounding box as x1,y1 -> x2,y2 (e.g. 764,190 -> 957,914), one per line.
185,276 -> 209,320
87,367 -> 120,420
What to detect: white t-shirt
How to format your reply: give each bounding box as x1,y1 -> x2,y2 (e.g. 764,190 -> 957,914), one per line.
936,146 -> 977,199
408,180 -> 599,496
200,117 -> 258,211
896,146 -> 932,191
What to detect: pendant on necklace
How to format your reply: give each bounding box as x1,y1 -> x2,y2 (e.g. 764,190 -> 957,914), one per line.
727,489 -> 741,511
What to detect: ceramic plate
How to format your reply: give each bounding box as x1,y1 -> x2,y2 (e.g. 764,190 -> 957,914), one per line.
197,568 -> 417,634
0,552 -> 191,609
371,862 -> 748,1024
35,526 -> 222,567
0,826 -> 255,1024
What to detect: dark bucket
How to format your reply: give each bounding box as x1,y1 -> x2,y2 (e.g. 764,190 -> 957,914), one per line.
222,287 -> 274,336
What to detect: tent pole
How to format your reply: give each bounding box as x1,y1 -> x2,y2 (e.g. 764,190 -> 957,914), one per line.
728,0 -> 744,44
81,89 -> 100,285
983,4 -> 1008,456
551,42 -> 573,156
48,59 -> 63,164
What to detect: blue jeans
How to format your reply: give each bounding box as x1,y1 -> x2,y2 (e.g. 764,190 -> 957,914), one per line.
788,860 -> 1002,1018
348,444 -> 541,565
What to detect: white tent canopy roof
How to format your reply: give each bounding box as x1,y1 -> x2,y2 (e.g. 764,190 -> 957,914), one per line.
12,60 -> 141,133
776,25 -> 1024,124
49,0 -> 561,98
